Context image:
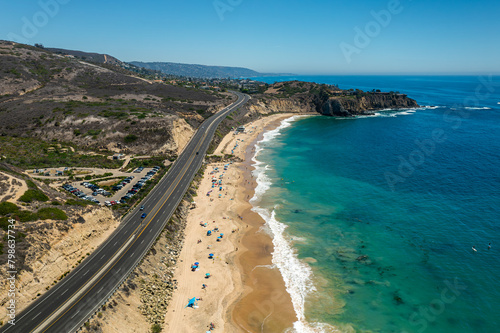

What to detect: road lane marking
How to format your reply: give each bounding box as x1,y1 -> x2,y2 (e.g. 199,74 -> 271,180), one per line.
32,235 -> 136,333
83,270 -> 89,276
30,94 -> 246,333
70,311 -> 79,319
61,289 -> 68,296
32,312 -> 41,321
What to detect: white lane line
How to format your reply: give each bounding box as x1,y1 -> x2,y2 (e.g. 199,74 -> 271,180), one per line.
37,235 -> 135,331
149,229 -> 152,233
83,270 -> 89,276
141,239 -> 144,244
130,252 -> 135,258
101,254 -> 106,260
114,241 -> 118,246
32,312 -> 42,320
98,287 -> 103,294
61,288 -> 69,296
70,311 -> 79,319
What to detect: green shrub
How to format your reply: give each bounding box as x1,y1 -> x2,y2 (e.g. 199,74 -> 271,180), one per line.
0,202 -> 19,215
19,189 -> 49,203
65,199 -> 88,207
13,210 -> 38,222
124,134 -> 138,143
26,179 -> 37,188
0,217 -> 11,231
151,324 -> 162,333
37,207 -> 68,220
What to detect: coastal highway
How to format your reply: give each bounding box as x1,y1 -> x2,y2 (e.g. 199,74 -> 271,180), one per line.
1,91 -> 249,333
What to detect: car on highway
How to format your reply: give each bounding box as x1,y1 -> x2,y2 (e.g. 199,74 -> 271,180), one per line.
140,205 -> 144,211
141,213 -> 147,218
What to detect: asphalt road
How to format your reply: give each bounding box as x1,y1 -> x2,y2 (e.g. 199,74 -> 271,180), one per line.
1,91 -> 249,333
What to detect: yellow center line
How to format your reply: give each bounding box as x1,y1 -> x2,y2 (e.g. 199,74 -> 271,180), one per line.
33,103 -> 222,333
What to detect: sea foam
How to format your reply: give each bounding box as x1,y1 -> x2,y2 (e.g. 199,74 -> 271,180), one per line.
464,106 -> 492,110
250,116 -> 339,333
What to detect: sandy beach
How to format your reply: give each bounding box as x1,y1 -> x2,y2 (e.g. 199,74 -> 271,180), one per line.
164,114 -> 298,332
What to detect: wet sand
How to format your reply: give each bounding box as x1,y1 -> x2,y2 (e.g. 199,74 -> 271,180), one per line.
164,114 -> 298,333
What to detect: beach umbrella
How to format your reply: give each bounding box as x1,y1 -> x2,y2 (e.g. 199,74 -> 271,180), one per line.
206,273 -> 211,278
194,262 -> 199,266
185,297 -> 196,308
220,233 -> 224,236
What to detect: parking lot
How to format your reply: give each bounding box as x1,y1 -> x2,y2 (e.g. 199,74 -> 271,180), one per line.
62,166 -> 161,206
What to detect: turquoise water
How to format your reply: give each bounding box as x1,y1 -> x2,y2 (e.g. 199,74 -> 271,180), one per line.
250,76 -> 500,332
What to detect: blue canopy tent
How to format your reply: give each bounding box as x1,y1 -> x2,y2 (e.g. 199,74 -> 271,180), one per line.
185,297 -> 197,308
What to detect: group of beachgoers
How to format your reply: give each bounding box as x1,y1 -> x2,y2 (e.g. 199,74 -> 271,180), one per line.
191,164 -> 234,332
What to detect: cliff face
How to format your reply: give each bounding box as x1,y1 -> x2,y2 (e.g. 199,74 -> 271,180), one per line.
318,94 -> 419,117
253,81 -> 419,117
244,93 -> 419,118
248,97 -> 316,115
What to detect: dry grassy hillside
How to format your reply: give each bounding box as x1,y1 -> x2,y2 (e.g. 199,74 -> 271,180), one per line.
0,41 -> 233,160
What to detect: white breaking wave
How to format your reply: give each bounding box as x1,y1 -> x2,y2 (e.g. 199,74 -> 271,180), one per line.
357,105 -> 445,118
355,108 -> 417,119
250,116 -> 339,333
419,105 -> 444,110
464,106 -> 492,110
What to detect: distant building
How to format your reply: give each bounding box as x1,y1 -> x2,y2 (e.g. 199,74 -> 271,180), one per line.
236,126 -> 245,133
113,153 -> 125,160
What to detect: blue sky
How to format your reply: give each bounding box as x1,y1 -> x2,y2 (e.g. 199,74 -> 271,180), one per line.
1,0 -> 499,74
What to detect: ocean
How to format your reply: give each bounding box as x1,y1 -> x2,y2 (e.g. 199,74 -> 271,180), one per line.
249,76 -> 500,333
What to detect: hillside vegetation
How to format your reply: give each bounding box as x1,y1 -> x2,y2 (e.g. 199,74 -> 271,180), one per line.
0,41 -> 232,161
